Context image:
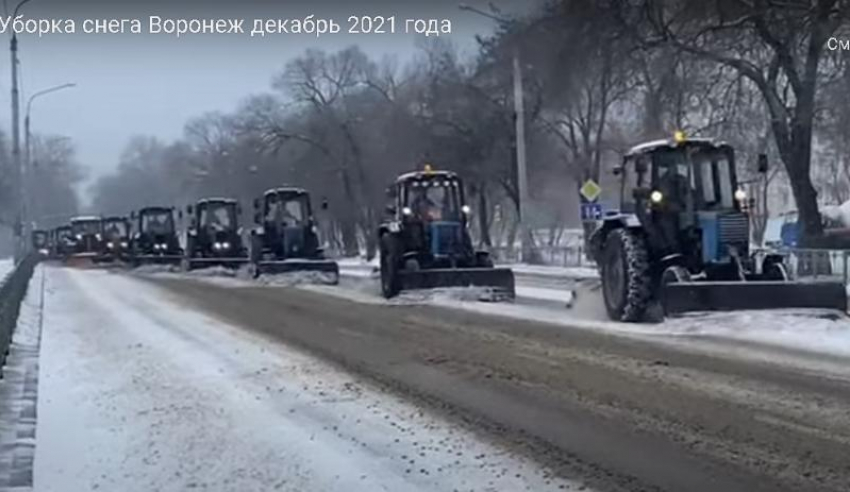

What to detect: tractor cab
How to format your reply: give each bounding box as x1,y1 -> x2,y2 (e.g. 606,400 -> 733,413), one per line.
54,225 -> 73,257
615,135 -> 749,274
258,188 -> 314,229
101,216 -> 131,258
185,198 -> 248,268
31,230 -> 49,255
69,216 -> 104,254
385,168 -> 472,264
131,207 -> 182,261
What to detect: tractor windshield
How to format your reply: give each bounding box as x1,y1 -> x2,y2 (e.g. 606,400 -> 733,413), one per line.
72,220 -> 102,236
407,180 -> 461,222
103,220 -> 128,238
265,194 -> 308,226
56,228 -> 71,241
200,202 -> 236,231
32,232 -> 47,248
141,211 -> 174,234
653,146 -> 734,209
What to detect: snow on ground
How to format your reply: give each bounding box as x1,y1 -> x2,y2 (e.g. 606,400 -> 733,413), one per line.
0,257 -> 16,284
33,266 -> 584,492
507,263 -> 598,280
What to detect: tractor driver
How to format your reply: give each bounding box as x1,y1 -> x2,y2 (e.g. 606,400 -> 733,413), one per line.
657,166 -> 692,212
411,186 -> 442,221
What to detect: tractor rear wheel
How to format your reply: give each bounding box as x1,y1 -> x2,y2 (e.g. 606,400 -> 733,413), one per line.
380,234 -> 401,298
601,228 -> 652,321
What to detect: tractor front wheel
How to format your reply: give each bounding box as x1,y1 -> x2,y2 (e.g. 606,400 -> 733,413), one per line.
601,228 -> 652,322
380,234 -> 401,299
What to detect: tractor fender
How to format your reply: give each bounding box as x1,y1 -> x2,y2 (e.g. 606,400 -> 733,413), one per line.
589,214 -> 641,264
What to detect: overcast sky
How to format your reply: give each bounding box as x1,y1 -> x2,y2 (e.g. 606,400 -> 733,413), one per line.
0,0 -> 537,201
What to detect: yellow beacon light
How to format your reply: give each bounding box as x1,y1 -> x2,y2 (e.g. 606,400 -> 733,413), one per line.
673,130 -> 687,144
424,163 -> 434,174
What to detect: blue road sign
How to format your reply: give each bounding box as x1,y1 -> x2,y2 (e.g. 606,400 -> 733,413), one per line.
581,203 -> 603,221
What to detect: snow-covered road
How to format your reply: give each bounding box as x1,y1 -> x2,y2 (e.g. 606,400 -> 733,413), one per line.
32,266 -> 580,492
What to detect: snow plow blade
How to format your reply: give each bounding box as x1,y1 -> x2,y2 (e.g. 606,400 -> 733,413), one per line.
399,267 -> 516,299
255,259 -> 340,283
662,281 -> 847,315
132,255 -> 183,267
64,254 -> 99,268
187,257 -> 249,271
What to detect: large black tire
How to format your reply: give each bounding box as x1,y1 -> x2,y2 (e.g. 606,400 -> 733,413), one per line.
380,234 -> 401,298
601,228 -> 653,322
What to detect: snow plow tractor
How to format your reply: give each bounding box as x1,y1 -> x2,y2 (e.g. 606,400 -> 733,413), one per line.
378,166 -> 515,299
96,216 -> 132,263
590,134 -> 847,321
66,216 -> 104,266
53,225 -> 73,259
250,187 -> 339,283
185,198 -> 249,271
31,229 -> 49,257
130,207 -> 183,267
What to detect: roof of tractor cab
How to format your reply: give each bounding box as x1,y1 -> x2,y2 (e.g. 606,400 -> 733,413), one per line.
102,216 -> 128,222
264,187 -> 308,196
626,137 -> 728,157
197,197 -> 238,205
70,215 -> 101,223
396,170 -> 459,183
139,206 -> 173,213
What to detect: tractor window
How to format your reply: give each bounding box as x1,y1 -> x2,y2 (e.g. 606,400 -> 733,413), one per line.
72,221 -> 101,235
408,180 -> 460,221
142,212 -> 174,234
265,195 -> 307,225
200,204 -> 235,230
103,221 -> 127,238
694,151 -> 733,209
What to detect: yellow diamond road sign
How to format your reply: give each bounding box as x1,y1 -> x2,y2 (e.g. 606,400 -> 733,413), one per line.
580,179 -> 601,202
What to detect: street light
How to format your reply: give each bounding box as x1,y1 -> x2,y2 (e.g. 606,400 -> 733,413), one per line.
24,83 -> 76,232
7,0 -> 34,262
459,3 -> 532,261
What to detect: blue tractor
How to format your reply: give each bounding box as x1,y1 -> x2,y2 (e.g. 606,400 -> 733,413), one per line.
589,135 -> 846,321
378,166 -> 515,299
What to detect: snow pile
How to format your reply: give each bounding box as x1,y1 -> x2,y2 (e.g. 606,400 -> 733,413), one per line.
506,263 -> 599,280
395,286 -> 512,304
255,270 -> 339,286
131,264 -> 181,275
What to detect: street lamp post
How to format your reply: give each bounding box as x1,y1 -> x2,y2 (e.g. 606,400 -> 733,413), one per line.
24,83 -> 76,231
459,4 -> 532,261
8,0 -> 33,262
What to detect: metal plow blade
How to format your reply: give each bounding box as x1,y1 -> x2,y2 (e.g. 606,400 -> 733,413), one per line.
256,260 -> 340,284
187,257 -> 250,271
399,267 -> 516,300
662,281 -> 848,315
132,255 -> 184,267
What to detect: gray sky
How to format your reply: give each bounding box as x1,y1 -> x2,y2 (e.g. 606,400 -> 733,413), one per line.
0,0 -> 536,201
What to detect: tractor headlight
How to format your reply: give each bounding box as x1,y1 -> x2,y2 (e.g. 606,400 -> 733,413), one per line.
650,190 -> 664,203
461,205 -> 472,215
734,188 -> 747,201
153,244 -> 161,250
121,241 -> 129,248
222,242 -> 231,249
106,241 -> 114,249
402,207 -> 412,216
76,234 -> 83,240
158,243 -> 168,250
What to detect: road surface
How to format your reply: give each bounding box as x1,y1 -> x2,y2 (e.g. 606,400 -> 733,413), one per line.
24,265 -> 850,491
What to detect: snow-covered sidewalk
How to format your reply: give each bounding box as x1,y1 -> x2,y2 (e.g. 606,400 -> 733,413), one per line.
32,267 -> 581,492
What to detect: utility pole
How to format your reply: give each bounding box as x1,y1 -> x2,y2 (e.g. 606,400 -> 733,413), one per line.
10,31 -> 22,262
459,3 -> 533,261
8,0 -> 33,262
511,48 -> 531,262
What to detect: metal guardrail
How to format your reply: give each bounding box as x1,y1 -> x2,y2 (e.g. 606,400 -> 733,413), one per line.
754,248 -> 850,285
0,254 -> 38,375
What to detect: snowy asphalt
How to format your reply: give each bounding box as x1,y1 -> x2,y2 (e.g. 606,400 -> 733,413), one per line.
10,264 -> 850,491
